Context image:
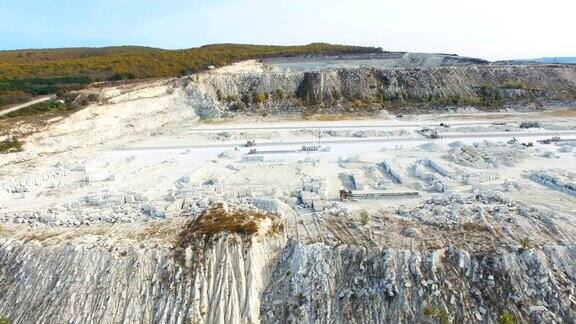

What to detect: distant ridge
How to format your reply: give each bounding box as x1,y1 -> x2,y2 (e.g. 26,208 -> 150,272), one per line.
498,57 -> 576,65
529,57 -> 576,64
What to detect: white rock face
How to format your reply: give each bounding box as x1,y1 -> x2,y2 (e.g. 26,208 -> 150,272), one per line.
0,231 -> 285,323
183,61 -> 576,118
0,233 -> 573,323
261,242 -> 576,323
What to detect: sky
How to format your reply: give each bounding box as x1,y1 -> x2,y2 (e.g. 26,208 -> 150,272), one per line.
0,0 -> 574,61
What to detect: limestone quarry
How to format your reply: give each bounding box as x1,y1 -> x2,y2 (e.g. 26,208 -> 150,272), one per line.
0,53 -> 576,323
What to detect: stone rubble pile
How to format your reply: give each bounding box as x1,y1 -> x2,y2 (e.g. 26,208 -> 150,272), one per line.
411,160 -> 453,192
293,128 -> 409,139
0,167 -> 72,197
298,176 -> 329,211
380,159 -> 409,184
461,170 -> 500,184
528,170 -> 576,197
395,190 -> 514,225
0,190 -> 149,227
448,141 -> 527,168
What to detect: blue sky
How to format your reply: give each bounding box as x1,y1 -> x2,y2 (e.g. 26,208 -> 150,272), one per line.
1,0 -> 575,61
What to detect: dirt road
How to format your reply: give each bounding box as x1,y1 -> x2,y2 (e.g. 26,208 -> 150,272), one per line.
0,95 -> 55,117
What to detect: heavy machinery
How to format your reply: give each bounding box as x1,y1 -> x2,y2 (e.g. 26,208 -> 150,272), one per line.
339,189 -> 353,201
508,137 -> 518,144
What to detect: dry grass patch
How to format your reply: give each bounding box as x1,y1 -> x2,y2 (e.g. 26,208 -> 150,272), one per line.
0,137 -> 23,153
200,118 -> 229,125
22,230 -> 62,243
370,212 -> 507,252
176,203 -> 283,248
301,113 -> 370,121
540,107 -> 576,117
173,203 -> 284,269
267,221 -> 285,237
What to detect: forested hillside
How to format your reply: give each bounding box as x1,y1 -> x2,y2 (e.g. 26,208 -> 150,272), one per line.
0,43 -> 381,107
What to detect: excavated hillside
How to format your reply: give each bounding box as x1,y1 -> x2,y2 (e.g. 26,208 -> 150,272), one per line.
184,58 -> 576,118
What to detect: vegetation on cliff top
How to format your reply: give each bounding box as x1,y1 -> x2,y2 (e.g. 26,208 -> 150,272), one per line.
173,203 -> 284,268
0,43 -> 381,107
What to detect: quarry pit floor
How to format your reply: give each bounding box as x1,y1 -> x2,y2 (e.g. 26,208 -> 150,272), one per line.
1,109 -> 575,253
